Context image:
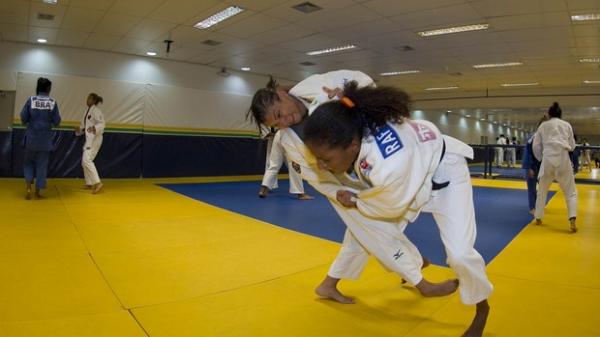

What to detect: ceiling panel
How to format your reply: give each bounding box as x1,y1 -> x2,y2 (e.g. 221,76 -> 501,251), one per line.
83,32 -> 120,50
0,1 -> 29,25
109,0 -> 166,17
0,23 -> 28,42
93,12 -> 142,36
29,2 -> 67,28
126,19 -> 177,41
61,7 -> 104,32
56,29 -> 89,47
147,0 -> 220,24
69,0 -> 115,11
216,13 -> 288,38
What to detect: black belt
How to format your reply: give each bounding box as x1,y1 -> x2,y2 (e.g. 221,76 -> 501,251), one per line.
432,140 -> 450,191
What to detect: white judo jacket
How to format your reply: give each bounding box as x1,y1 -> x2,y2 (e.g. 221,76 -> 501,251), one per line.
76,105 -> 105,150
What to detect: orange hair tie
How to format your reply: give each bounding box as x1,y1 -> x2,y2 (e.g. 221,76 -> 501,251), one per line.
340,96 -> 355,108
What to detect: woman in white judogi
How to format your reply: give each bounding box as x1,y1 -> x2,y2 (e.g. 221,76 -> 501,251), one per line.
248,70 -> 458,304
258,127 -> 312,199
303,82 -> 493,337
75,93 -> 105,194
533,102 -> 577,232
495,134 -> 506,167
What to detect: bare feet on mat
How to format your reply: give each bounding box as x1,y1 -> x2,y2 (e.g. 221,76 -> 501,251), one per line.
298,193 -> 314,200
258,185 -> 269,198
416,278 -> 459,297
462,300 -> 489,337
92,183 -> 103,194
315,283 -> 355,304
569,217 -> 577,233
535,218 -> 542,226
83,185 -> 92,189
25,188 -> 31,200
34,189 -> 43,199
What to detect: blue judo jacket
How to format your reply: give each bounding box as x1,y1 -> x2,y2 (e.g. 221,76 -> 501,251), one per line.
20,93 -> 62,151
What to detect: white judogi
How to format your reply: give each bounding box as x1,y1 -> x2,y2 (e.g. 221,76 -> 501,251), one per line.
261,130 -> 304,194
532,117 -> 577,219
273,70 -> 426,285
495,136 -> 505,166
350,119 -> 493,305
76,104 -> 105,185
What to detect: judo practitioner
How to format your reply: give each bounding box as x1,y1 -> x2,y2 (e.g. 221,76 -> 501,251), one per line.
20,77 -> 61,199
75,93 -> 105,194
533,102 -> 578,232
303,82 -> 493,337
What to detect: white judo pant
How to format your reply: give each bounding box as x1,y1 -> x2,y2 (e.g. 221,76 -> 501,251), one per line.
82,135 -> 102,185
534,153 -> 577,219
422,153 -> 493,305
262,137 -> 304,194
495,147 -> 504,166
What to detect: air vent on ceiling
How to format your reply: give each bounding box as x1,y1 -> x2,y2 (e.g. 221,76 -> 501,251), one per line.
299,61 -> 316,66
396,45 -> 414,52
37,13 -> 55,21
202,39 -> 221,46
292,2 -> 323,13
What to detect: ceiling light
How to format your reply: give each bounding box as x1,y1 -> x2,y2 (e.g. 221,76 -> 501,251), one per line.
380,70 -> 420,76
480,118 -> 486,121
579,57 -> 600,63
417,24 -> 489,37
241,67 -> 251,71
501,82 -> 538,87
43,0 -> 57,4
466,115 -> 471,117
146,51 -> 157,56
571,13 -> 600,21
583,80 -> 600,84
194,6 -> 244,29
306,44 -> 356,56
473,62 -> 522,69
425,86 -> 459,91
37,38 -> 47,43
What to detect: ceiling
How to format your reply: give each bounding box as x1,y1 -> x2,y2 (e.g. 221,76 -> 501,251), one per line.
0,0 -> 599,133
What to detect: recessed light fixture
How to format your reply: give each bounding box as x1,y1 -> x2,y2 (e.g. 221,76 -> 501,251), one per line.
466,114 -> 471,117
380,70 -> 420,76
501,82 -> 539,87
417,24 -> 489,37
306,44 -> 356,56
480,118 -> 486,121
425,86 -> 459,91
579,57 -> 600,63
571,13 -> 600,21
37,38 -> 47,43
146,51 -> 157,56
583,80 -> 600,84
194,6 -> 244,29
473,62 -> 523,69
241,67 -> 251,71
43,0 -> 58,4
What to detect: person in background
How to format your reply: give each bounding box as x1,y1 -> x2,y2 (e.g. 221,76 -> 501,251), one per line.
495,134 -> 506,167
569,135 -> 580,174
20,77 -> 61,200
75,93 -> 105,194
522,116 -> 547,215
581,138 -> 591,172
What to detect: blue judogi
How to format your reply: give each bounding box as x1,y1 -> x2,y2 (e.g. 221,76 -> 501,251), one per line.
522,134 -> 541,211
20,93 -> 61,189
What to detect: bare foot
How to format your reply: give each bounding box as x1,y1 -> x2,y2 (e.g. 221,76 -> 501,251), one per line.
535,218 -> 542,226
569,217 -> 577,233
416,278 -> 459,297
298,193 -> 314,200
25,188 -> 31,200
82,185 -> 92,190
315,283 -> 355,304
92,182 -> 103,194
258,185 -> 269,198
462,300 -> 489,337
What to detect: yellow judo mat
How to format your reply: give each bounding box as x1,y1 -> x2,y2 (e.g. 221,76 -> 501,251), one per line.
0,177 -> 599,337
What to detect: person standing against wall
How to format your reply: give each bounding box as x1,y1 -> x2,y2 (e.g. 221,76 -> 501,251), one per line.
20,77 -> 61,200
75,93 -> 105,194
533,102 -> 578,232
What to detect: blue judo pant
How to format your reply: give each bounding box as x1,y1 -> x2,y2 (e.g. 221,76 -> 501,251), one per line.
23,149 -> 50,190
526,174 -> 537,211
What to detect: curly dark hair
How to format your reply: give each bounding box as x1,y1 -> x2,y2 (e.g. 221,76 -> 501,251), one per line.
304,81 -> 412,148
246,76 -> 279,133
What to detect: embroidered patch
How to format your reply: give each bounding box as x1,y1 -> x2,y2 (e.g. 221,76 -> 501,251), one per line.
359,159 -> 372,177
292,161 -> 301,174
408,121 -> 437,142
374,124 -> 403,159
31,99 -> 55,110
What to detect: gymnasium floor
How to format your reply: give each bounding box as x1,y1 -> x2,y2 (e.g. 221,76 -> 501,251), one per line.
0,176 -> 599,337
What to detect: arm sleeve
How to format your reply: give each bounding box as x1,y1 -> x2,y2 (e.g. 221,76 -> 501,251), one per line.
532,130 -> 543,161
568,125 -> 576,151
20,99 -> 31,125
51,103 -> 61,127
93,107 -> 105,135
289,70 -> 374,101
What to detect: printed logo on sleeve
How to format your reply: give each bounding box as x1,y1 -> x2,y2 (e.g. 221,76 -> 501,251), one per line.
408,121 -> 437,143
358,158 -> 372,177
31,98 -> 55,110
375,124 -> 403,159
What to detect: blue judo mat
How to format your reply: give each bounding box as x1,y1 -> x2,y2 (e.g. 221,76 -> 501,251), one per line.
161,181 -> 554,266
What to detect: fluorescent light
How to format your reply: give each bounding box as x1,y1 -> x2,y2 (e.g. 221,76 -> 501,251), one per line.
571,13 -> 600,21
480,118 -> 486,121
380,70 -> 420,76
583,80 -> 600,84
579,57 -> 600,63
417,24 -> 489,37
425,86 -> 459,91
465,115 -> 471,117
473,62 -> 523,69
146,51 -> 157,56
241,67 -> 251,71
306,44 -> 356,56
194,6 -> 244,29
501,82 -> 538,87
43,0 -> 57,4
37,38 -> 47,43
